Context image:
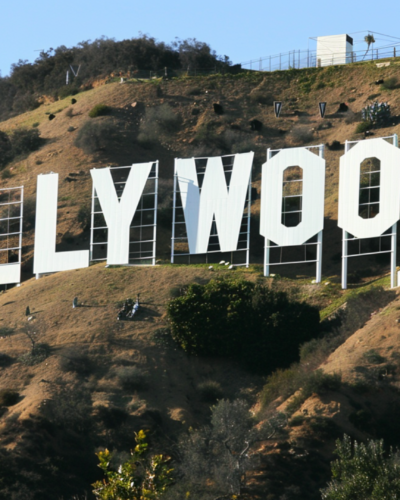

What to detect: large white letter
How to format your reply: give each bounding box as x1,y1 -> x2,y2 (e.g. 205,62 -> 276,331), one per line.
338,138 -> 400,238
260,147 -> 325,246
90,163 -> 153,265
33,173 -> 89,275
176,152 -> 253,254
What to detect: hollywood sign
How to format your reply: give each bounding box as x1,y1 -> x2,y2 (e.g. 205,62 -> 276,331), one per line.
0,135 -> 399,290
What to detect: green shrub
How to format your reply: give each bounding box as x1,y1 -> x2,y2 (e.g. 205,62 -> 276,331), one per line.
74,119 -> 116,154
0,353 -> 13,367
260,367 -> 304,408
363,349 -> 385,364
0,131 -> 13,167
32,122 -> 39,128
197,380 -> 223,403
381,77 -> 399,90
167,279 -> 320,374
11,128 -> 41,156
77,204 -> 91,231
57,85 -> 79,99
321,435 -> 400,500
0,389 -> 19,406
1,168 -> 12,180
284,370 -> 342,415
88,103 -> 110,118
355,121 -> 373,133
18,343 -> 50,366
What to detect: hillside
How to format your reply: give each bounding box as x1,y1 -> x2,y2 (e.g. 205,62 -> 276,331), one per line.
1,59 -> 400,499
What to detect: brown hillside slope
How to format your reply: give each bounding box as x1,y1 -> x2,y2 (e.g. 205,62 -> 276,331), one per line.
276,288 -> 400,455
1,61 -> 400,498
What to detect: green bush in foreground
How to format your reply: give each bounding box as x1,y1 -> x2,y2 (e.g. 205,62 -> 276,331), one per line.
92,430 -> 173,499
167,279 -> 320,374
321,434 -> 400,500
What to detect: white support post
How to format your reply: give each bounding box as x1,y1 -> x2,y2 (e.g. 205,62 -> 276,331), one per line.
19,187 -> 24,268
316,230 -> 323,283
89,181 -> 95,263
264,240 -> 271,277
152,161 -> 159,266
393,136 -> 399,287
171,163 -> 177,264
246,173 -> 251,268
264,148 -> 273,276
342,139 -> 349,289
391,222 -> 397,288
342,230 -> 348,289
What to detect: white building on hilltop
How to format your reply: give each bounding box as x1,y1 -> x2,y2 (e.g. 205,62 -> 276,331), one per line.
316,34 -> 354,67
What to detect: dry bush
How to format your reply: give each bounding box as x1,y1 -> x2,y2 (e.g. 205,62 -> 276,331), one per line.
249,91 -> 274,105
115,366 -> 148,390
0,389 -> 19,406
58,347 -> 93,375
74,118 -> 117,154
197,380 -> 223,403
138,103 -> 181,147
289,125 -> 314,144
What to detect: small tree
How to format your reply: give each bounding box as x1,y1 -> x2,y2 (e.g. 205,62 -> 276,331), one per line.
179,399 -> 286,497
363,34 -> 376,60
321,434 -> 400,499
92,430 -> 173,499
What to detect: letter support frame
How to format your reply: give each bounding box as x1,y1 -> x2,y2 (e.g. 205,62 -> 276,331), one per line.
171,154 -> 252,267
0,186 -> 24,287
89,162 -> 159,266
341,135 -> 398,289
264,144 -> 325,283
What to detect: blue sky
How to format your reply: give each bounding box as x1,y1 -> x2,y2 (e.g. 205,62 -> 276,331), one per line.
1,0 -> 400,76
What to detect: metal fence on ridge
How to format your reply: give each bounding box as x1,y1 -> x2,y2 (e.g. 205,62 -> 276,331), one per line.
240,43 -> 400,72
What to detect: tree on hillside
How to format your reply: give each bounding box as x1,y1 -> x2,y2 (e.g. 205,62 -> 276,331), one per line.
176,399 -> 286,498
362,33 -> 375,60
321,434 -> 400,499
173,38 -> 231,71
